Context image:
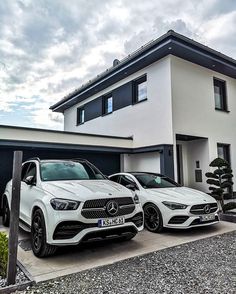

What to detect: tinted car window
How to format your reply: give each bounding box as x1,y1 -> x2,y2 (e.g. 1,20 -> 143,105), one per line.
134,174 -> 178,189
24,163 -> 37,182
119,175 -> 135,187
21,163 -> 30,180
109,175 -> 120,183
40,161 -> 106,181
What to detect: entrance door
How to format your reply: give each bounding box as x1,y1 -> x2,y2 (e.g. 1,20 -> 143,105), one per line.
176,144 -> 184,185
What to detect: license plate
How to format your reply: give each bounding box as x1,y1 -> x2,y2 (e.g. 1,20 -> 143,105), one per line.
199,214 -> 215,222
98,217 -> 125,227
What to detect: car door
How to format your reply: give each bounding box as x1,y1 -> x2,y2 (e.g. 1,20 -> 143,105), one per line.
20,162 -> 31,222
20,162 -> 37,224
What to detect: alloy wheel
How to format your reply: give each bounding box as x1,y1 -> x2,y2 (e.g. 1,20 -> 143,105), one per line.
144,204 -> 163,232
32,215 -> 43,251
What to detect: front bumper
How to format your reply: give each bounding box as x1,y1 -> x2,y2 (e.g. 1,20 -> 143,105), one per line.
162,204 -> 219,229
46,205 -> 143,245
164,214 -> 219,229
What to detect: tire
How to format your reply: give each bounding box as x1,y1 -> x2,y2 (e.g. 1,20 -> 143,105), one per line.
143,203 -> 163,233
2,197 -> 10,227
31,209 -> 57,257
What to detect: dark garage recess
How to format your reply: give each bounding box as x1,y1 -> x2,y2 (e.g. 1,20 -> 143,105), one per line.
0,147 -> 120,197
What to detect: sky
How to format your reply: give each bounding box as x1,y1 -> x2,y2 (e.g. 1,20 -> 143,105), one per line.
0,0 -> 236,130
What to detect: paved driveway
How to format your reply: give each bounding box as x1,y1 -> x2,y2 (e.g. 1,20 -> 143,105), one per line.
1,221 -> 235,283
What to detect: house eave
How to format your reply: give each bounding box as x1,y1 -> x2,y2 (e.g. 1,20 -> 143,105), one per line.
50,30 -> 236,113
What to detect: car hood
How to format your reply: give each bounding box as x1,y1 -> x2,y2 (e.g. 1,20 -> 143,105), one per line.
146,187 -> 216,204
41,180 -> 133,201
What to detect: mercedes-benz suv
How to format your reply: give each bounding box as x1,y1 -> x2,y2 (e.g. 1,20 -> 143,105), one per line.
2,158 -> 143,257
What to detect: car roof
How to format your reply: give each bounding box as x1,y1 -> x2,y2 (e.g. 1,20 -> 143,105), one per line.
111,172 -> 165,177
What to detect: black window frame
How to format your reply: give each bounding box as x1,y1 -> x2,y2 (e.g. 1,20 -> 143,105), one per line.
103,93 -> 113,115
217,143 -> 231,165
77,107 -> 85,125
213,77 -> 228,112
133,75 -> 147,104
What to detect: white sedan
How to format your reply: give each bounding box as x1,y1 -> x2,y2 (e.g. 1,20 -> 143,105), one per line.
109,172 -> 219,232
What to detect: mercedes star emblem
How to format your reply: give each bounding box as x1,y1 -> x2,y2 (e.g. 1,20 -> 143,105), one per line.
204,204 -> 211,214
106,200 -> 119,216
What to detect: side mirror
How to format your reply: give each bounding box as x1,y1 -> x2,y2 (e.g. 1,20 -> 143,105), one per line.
126,183 -> 138,191
25,176 -> 36,186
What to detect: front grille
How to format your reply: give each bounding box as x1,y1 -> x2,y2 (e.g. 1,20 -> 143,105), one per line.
83,197 -> 134,208
190,203 -> 218,215
81,197 -> 135,219
168,216 -> 189,224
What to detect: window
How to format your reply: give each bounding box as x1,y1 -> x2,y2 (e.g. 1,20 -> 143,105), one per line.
23,163 -> 37,184
213,78 -> 227,111
21,163 -> 31,181
103,94 -> 113,115
109,175 -> 120,183
133,173 -> 179,189
119,175 -> 135,187
40,161 -> 106,181
217,143 -> 231,164
133,75 -> 147,103
77,107 -> 85,125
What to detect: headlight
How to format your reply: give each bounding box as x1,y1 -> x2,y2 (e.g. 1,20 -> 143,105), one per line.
50,198 -> 80,210
134,194 -> 139,204
162,201 -> 188,210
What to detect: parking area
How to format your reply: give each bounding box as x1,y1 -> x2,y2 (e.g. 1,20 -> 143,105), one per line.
1,221 -> 235,283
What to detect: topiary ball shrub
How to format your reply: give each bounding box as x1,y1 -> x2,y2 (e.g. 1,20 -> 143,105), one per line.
0,232 -> 8,278
223,202 -> 236,213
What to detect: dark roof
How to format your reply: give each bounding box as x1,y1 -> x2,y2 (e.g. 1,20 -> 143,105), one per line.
51,30 -> 236,113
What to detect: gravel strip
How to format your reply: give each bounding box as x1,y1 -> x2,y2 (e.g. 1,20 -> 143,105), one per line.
0,266 -> 29,288
16,231 -> 236,294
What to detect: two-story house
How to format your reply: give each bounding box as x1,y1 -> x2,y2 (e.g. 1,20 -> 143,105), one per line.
50,30 -> 236,193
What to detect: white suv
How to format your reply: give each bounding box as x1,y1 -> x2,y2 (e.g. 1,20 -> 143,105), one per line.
2,159 -> 143,257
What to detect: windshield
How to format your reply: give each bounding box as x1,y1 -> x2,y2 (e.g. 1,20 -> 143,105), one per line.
134,174 -> 179,189
40,161 -> 106,181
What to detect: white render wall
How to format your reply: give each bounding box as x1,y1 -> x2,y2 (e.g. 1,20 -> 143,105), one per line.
121,152 -> 160,173
177,139 -> 210,192
171,56 -> 236,191
64,56 -> 174,148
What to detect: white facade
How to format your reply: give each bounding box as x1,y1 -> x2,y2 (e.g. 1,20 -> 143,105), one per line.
57,33 -> 236,193
171,56 -> 236,191
64,57 -> 173,148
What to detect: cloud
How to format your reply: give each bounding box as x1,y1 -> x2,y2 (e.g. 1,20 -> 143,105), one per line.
0,0 -> 235,130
